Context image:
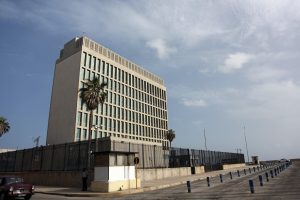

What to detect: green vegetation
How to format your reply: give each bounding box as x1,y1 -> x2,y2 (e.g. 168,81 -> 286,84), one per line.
166,129 -> 176,148
0,117 -> 10,137
79,77 -> 107,168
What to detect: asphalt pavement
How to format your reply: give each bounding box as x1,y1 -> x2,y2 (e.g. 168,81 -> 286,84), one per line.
31,161 -> 299,199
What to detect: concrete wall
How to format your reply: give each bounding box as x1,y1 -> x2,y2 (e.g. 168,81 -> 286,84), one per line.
0,171 -> 86,187
46,50 -> 82,145
0,166 -> 205,187
137,166 -> 205,182
222,163 -> 246,170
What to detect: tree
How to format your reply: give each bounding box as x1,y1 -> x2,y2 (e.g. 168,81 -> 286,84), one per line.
166,129 -> 175,149
79,77 -> 107,169
0,117 -> 10,137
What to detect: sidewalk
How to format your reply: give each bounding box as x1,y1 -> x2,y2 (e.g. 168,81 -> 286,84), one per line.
35,165 -> 254,197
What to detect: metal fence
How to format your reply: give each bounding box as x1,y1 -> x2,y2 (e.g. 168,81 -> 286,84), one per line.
0,137 -> 244,172
169,148 -> 245,170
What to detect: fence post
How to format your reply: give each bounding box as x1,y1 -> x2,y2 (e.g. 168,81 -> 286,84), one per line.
265,172 -> 269,182
40,147 -> 44,170
78,141 -> 81,170
249,180 -> 255,193
63,143 -> 67,171
187,181 -> 191,193
153,145 -> 156,168
207,177 -> 210,187
21,150 -> 25,171
13,151 -> 17,172
142,144 -> 145,169
219,174 -> 223,183
50,145 -> 55,171
270,170 -> 274,178
259,175 -> 263,186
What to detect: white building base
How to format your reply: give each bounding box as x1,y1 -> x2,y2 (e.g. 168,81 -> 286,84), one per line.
91,166 -> 140,192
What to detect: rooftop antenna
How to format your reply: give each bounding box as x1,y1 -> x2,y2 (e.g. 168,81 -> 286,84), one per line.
33,136 -> 40,147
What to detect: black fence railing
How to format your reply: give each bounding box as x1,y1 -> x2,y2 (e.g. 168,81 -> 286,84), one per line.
0,138 -> 244,172
169,148 -> 245,170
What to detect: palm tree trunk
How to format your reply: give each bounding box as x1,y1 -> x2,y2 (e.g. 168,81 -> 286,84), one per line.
87,110 -> 93,169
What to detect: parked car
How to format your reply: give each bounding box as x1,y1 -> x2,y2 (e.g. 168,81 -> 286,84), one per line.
0,176 -> 34,200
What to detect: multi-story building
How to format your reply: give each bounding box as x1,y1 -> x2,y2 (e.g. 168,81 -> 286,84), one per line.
47,36 -> 168,147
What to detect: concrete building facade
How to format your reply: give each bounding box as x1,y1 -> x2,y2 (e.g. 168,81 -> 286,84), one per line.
47,36 -> 168,147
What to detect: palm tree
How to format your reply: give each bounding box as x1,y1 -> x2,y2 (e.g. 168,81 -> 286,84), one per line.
166,129 -> 175,149
0,117 -> 10,137
79,77 -> 107,169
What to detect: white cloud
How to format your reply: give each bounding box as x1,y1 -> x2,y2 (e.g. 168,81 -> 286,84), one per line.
218,52 -> 253,73
182,99 -> 207,107
146,38 -> 176,59
247,66 -> 288,82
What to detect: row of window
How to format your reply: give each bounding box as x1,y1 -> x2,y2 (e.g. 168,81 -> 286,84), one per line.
75,127 -> 166,141
82,52 -> 166,100
80,77 -> 167,110
77,112 -> 168,130
78,98 -> 167,121
80,68 -> 167,109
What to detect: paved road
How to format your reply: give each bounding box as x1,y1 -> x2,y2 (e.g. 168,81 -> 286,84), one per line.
32,161 -> 298,200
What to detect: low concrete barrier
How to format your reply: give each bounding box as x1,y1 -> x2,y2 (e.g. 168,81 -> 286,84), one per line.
137,166 -> 205,182
222,163 -> 246,170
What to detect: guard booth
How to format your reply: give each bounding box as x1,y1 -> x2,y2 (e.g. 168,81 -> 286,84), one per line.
91,151 -> 141,192
252,156 -> 259,165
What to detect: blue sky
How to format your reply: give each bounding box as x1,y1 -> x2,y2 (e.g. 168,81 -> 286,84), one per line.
1,0 -> 300,160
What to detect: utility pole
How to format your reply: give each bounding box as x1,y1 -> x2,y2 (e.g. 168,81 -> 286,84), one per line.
243,126 -> 250,164
33,136 -> 40,147
204,128 -> 207,151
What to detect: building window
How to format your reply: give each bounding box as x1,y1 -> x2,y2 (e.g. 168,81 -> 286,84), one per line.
97,59 -> 101,73
82,129 -> 87,140
118,69 -> 121,81
77,112 -> 82,126
93,56 -> 96,70
102,61 -> 105,75
83,52 -> 87,66
88,54 -> 92,68
83,113 -> 88,127
85,70 -> 90,80
80,67 -> 85,81
114,66 -> 117,79
110,65 -> 114,78
106,63 -> 109,76
76,128 -> 81,141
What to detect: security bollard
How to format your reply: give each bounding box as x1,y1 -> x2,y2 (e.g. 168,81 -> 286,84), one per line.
259,175 -> 263,186
265,172 -> 269,182
229,172 -> 233,179
207,177 -> 210,187
270,170 -> 274,178
187,181 -> 191,193
249,168 -> 252,174
220,174 -> 223,183
237,170 -> 240,177
244,169 -> 247,175
249,180 -> 255,193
